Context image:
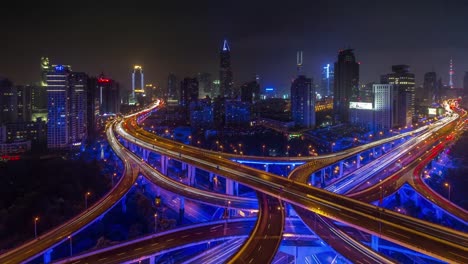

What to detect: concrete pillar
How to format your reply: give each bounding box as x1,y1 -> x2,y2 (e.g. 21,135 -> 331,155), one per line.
226,178 -> 234,195
182,162 -> 187,171
160,155 -> 167,175
149,256 -> 155,264
264,164 -> 269,172
179,197 -> 185,224
43,249 -> 53,264
320,170 -> 325,187
121,194 -> 127,213
311,173 -> 316,186
339,161 -> 343,177
371,235 -> 379,251
187,165 -> 195,185
142,149 -> 150,161
234,181 -> 239,196
357,154 -> 361,168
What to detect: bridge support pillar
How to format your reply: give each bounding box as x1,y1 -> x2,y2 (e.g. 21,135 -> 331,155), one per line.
149,256 -> 155,264
142,149 -> 150,161
43,248 -> 53,264
371,235 -> 379,251
187,165 -> 196,186
226,178 -> 234,195
357,155 -> 361,168
160,155 -> 167,175
179,197 -> 185,224
121,194 -> 127,213
339,161 -> 343,177
320,170 -> 325,187
264,164 -> 269,172
182,162 -> 187,171
311,173 -> 316,186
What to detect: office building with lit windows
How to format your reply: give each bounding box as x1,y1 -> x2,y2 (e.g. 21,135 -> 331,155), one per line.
291,75 -> 315,128
219,40 -> 234,98
383,65 -> 415,123
333,49 -> 359,123
46,65 -> 88,149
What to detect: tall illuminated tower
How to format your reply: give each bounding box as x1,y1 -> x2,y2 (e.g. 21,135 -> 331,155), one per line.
297,51 -> 303,74
449,58 -> 454,89
219,40 -> 233,98
333,49 -> 359,123
321,64 -> 334,97
132,65 -> 144,98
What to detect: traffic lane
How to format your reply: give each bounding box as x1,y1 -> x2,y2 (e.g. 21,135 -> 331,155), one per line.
59,221 -> 256,264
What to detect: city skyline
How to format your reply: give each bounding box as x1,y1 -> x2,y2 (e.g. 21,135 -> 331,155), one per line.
2,1 -> 468,91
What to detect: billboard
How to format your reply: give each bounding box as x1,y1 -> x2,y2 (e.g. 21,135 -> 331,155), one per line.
428,108 -> 437,116
349,102 -> 373,110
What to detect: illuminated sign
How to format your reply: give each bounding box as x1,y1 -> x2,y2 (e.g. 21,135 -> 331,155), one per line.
98,78 -> 110,83
349,102 -> 373,110
428,108 -> 437,115
55,65 -> 64,71
265,88 -> 274,91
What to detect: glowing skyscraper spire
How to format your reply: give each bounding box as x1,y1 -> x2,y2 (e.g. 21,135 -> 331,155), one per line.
297,51 -> 303,74
449,58 -> 454,88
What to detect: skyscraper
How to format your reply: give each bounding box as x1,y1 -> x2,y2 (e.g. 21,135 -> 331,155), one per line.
197,72 -> 213,98
291,75 -> 315,128
131,65 -> 144,105
321,64 -> 334,97
449,58 -> 454,89
0,78 -> 17,124
423,72 -> 437,105
180,78 -> 199,107
333,49 -> 359,123
241,81 -> 260,103
167,73 -> 178,100
385,65 -> 415,123
373,84 -> 399,131
46,65 -> 87,149
47,65 -> 71,149
464,72 -> 468,95
97,74 -> 120,114
219,40 -> 233,98
16,85 -> 32,122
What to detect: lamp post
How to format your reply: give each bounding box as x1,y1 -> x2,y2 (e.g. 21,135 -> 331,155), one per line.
262,144 -> 266,156
85,192 -> 91,210
34,217 -> 39,238
444,183 -> 451,201
68,235 -> 73,256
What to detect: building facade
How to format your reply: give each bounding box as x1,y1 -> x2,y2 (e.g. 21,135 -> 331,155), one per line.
219,40 -> 234,98
384,65 -> 415,122
321,63 -> 334,97
333,49 -> 359,123
291,75 -> 315,128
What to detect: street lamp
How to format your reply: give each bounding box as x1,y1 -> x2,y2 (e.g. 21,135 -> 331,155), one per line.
85,192 -> 91,210
444,183 -> 451,201
34,217 -> 39,238
262,144 -> 266,156
68,235 -> 73,256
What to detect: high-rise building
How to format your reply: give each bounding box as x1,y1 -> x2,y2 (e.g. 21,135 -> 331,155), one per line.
333,49 -> 359,123
46,65 -> 87,149
97,74 -> 120,114
464,72 -> 468,95
385,65 -> 415,122
167,73 -> 178,101
423,72 -> 437,105
16,85 -> 32,122
212,80 -> 220,98
225,100 -> 251,127
449,58 -> 454,89
219,40 -> 233,98
197,72 -> 213,99
373,84 -> 399,131
131,65 -> 144,105
291,75 -> 315,128
180,78 -> 199,107
0,78 -> 17,124
321,64 -> 334,97
241,81 -> 260,103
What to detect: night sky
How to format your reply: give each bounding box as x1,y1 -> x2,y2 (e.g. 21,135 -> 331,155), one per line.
2,0 -> 468,93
